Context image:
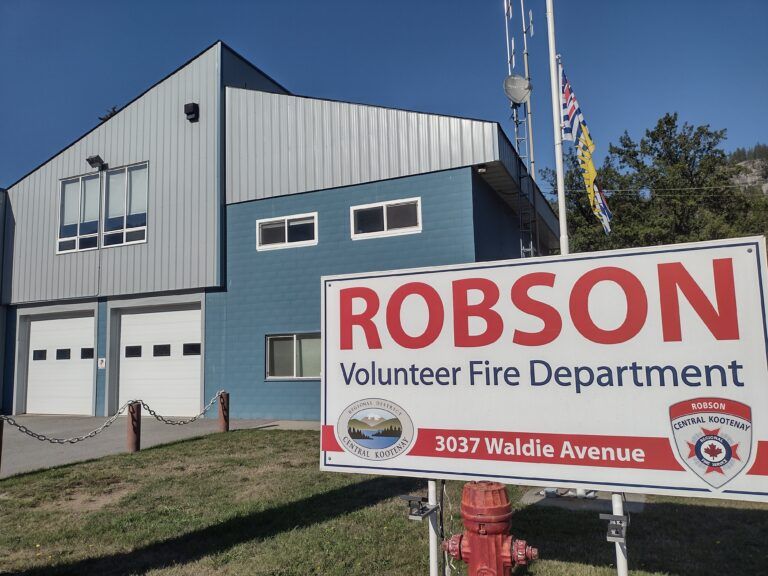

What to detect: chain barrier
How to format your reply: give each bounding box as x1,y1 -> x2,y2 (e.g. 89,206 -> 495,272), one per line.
138,389 -> 224,426
0,390 -> 225,444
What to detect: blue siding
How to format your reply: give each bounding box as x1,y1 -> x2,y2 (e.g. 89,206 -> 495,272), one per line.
2,308 -> 15,414
472,173 -> 521,261
205,168 -> 476,419
95,299 -> 107,416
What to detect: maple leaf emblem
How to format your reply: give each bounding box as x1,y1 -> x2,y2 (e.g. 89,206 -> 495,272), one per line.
704,443 -> 722,459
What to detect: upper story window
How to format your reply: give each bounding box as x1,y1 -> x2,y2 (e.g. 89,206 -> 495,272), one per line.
57,174 -> 100,253
256,212 -> 318,251
104,163 -> 148,247
57,162 -> 148,254
350,197 -> 421,240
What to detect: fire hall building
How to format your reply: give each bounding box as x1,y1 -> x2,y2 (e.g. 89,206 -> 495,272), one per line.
0,42 -> 558,420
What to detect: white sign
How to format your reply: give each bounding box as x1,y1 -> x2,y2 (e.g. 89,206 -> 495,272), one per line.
320,237 -> 768,502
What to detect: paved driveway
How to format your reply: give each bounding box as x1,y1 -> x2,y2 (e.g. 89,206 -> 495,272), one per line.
0,416 -> 318,478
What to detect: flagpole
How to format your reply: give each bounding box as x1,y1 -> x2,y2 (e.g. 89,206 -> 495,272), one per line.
546,10 -> 628,576
545,0 -> 569,256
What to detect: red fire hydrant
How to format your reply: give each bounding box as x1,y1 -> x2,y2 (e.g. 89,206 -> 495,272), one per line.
443,481 -> 538,575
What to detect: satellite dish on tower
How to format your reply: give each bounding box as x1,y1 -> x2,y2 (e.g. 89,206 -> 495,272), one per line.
503,74 -> 532,105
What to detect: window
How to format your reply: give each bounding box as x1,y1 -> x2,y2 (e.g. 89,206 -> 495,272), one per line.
350,198 -> 421,239
56,348 -> 71,360
80,347 -> 95,359
32,350 -> 47,361
256,213 -> 318,250
104,163 -> 148,247
125,345 -> 142,358
58,174 -> 101,253
266,333 -> 321,379
153,344 -> 171,357
58,162 -> 148,254
183,343 -> 201,356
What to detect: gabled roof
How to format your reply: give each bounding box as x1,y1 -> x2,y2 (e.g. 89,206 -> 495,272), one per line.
5,40 -> 288,190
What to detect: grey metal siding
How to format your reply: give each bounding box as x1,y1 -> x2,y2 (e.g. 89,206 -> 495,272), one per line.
225,88 -> 498,204
4,45 -> 222,305
224,88 -> 558,245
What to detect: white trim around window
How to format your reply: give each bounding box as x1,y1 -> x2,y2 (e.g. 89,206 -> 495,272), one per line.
256,212 -> 318,251
56,172 -> 102,254
101,161 -> 149,249
265,333 -> 321,380
349,197 -> 422,240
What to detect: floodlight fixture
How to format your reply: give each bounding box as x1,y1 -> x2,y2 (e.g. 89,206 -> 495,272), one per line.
184,102 -> 200,122
86,155 -> 106,170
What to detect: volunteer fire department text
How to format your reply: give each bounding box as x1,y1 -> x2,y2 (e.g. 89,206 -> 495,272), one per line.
340,359 -> 745,393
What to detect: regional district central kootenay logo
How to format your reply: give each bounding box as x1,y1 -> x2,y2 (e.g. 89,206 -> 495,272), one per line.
337,398 -> 414,460
670,398 -> 753,488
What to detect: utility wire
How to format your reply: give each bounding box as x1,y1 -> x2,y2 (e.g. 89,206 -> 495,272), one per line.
541,182 -> 768,194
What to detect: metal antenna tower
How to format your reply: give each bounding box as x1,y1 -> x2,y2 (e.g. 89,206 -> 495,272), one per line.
519,0 -> 536,182
503,1 -> 539,258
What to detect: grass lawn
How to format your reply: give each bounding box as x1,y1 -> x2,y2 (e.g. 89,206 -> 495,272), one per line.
0,429 -> 766,575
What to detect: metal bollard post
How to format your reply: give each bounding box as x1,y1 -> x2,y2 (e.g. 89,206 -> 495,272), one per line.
127,401 -> 141,453
218,392 -> 230,433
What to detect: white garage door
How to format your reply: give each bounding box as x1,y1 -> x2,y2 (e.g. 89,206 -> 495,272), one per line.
119,308 -> 202,417
27,316 -> 95,415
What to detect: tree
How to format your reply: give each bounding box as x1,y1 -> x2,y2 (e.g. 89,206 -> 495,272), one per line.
544,113 -> 768,253
730,147 -> 747,163
98,106 -> 119,123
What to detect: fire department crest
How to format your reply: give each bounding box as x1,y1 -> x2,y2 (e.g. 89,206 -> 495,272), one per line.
669,398 -> 752,489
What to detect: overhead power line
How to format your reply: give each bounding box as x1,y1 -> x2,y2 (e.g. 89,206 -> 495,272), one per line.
540,181 -> 768,195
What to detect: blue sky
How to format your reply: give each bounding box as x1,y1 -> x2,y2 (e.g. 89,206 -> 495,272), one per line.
1,0 -> 766,188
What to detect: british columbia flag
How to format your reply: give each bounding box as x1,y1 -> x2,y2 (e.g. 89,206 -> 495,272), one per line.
560,67 -> 613,234
561,71 -> 584,142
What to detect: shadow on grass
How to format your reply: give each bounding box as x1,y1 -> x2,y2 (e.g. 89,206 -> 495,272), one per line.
512,500 -> 768,576
9,475 -> 421,576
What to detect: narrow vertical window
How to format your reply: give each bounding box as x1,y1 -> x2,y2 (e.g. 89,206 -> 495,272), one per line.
126,164 -> 147,242
267,336 -> 295,377
103,163 -> 148,247
104,168 -> 126,246
296,334 -> 321,377
58,179 -> 80,252
79,175 -> 100,249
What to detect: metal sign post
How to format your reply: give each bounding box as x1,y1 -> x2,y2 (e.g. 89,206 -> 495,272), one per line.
399,483 -> 441,575
611,494 -> 629,576
428,480 -> 439,576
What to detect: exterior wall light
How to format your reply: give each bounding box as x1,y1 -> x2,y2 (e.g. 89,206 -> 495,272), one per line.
184,102 -> 199,123
86,155 -> 107,170
477,164 -> 488,174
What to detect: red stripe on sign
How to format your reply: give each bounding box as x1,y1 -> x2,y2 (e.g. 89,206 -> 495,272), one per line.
747,441 -> 768,475
669,398 -> 751,421
407,429 -> 684,471
321,425 -> 343,452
